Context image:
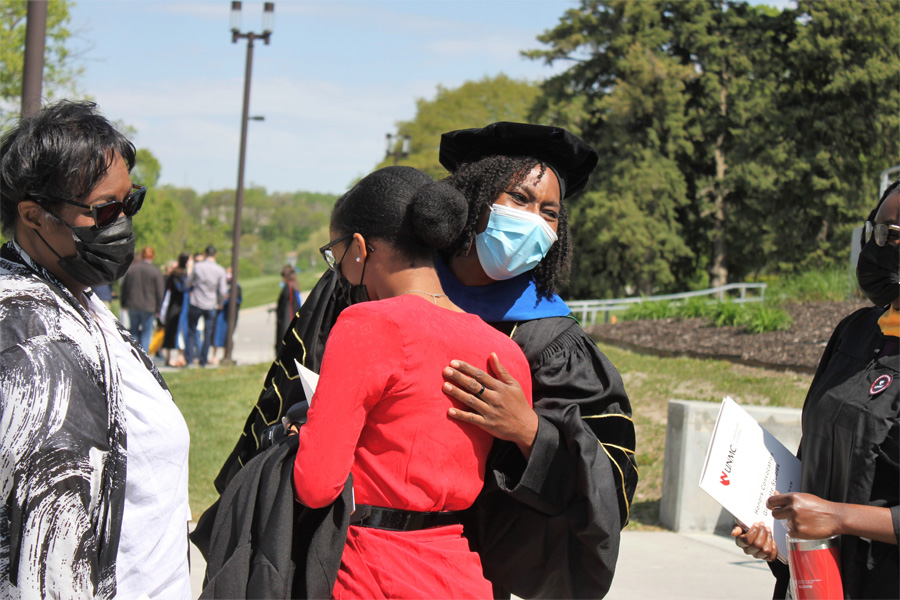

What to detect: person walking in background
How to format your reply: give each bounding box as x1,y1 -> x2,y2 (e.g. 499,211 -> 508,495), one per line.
120,245 -> 165,352
210,267 -> 242,365
162,252 -> 190,368
0,100 -> 191,599
93,282 -> 114,309
275,264 -> 302,355
185,244 -> 227,367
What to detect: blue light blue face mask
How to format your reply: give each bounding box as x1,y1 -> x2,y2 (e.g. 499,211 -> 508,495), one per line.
475,204 -> 559,281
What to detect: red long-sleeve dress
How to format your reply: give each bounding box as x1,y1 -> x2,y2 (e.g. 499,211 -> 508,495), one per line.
294,294 -> 532,599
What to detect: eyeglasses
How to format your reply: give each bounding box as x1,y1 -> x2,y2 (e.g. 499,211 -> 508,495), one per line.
864,221 -> 900,247
57,184 -> 147,229
319,233 -> 353,271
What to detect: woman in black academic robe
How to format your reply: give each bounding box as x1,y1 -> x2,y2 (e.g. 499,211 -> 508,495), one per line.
432,122 -> 637,599
275,265 -> 302,355
733,181 -> 899,599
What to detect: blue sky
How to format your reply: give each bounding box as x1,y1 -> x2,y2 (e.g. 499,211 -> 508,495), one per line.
69,0 -> 791,197
69,0 -> 579,195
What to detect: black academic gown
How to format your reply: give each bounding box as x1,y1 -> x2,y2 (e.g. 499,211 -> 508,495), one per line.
200,435 -> 353,600
465,316 -> 637,599
773,307 -> 899,599
190,270 -> 347,560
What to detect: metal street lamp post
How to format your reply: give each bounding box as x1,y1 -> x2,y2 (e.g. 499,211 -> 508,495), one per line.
224,1 -> 274,365
385,133 -> 411,166
21,0 -> 48,118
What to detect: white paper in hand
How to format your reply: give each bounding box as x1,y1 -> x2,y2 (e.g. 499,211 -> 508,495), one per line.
293,359 -> 319,406
699,396 -> 801,562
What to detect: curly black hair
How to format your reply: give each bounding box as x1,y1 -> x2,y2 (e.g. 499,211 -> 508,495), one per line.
0,100 -> 136,238
441,155 -> 571,299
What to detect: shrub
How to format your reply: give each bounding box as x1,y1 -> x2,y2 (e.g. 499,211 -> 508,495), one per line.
766,268 -> 856,303
618,295 -> 793,334
622,299 -> 675,320
674,296 -> 716,319
708,299 -> 746,328
743,303 -> 794,334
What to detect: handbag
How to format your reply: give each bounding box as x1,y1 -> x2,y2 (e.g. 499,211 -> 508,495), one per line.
149,325 -> 165,355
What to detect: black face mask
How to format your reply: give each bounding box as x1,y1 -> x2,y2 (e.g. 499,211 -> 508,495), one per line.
856,239 -> 900,308
337,255 -> 370,305
37,217 -> 136,287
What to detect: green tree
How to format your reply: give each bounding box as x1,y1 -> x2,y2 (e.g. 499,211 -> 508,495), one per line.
127,148 -> 211,264
0,0 -> 80,119
183,186 -> 337,276
663,1 -> 793,286
527,1 -> 698,297
764,0 -> 900,273
380,75 -> 542,179
528,0 -> 898,297
133,186 -> 195,262
132,147 -> 161,188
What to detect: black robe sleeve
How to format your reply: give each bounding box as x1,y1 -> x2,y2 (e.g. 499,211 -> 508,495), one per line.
200,435 -> 352,600
215,269 -> 347,492
191,270 -> 347,558
464,316 -> 638,599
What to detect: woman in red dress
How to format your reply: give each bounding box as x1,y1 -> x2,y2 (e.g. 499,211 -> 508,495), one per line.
293,166 -> 534,599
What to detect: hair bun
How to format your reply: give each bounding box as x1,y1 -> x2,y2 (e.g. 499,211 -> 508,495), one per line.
410,181 -> 468,250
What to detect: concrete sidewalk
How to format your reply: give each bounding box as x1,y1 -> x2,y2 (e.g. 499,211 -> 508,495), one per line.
189,530 -> 775,599
230,303 -> 280,366
608,531 -> 774,599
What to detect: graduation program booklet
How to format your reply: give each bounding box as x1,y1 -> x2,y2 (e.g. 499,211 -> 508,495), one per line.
699,396 -> 801,562
293,359 -> 319,404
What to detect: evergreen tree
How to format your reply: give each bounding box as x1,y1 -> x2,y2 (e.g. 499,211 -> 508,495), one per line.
528,1 -> 697,297
767,0 -> 899,272
528,0 -> 898,297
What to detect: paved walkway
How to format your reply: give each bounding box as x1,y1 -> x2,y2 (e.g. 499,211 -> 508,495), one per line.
187,304 -> 779,598
230,303 -> 280,365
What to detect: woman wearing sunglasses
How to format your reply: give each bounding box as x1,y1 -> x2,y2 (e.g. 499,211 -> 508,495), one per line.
288,166 -> 533,599
0,101 -> 191,599
732,180 -> 899,599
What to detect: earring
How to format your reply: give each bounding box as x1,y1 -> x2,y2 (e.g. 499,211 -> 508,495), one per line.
355,257 -> 360,262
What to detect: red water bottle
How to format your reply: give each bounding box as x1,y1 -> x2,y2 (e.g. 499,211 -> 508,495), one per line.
787,535 -> 843,599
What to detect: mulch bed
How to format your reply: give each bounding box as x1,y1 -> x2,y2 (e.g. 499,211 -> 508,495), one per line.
586,300 -> 871,373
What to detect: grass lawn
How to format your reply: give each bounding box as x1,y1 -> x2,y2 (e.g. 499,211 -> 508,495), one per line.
166,362 -> 270,518
167,343 -> 814,527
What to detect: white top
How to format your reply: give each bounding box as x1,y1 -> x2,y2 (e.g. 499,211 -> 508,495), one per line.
92,301 -> 192,600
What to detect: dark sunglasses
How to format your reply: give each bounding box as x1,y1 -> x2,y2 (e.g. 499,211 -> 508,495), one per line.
864,220 -> 900,247
319,233 -> 353,271
57,184 -> 147,229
